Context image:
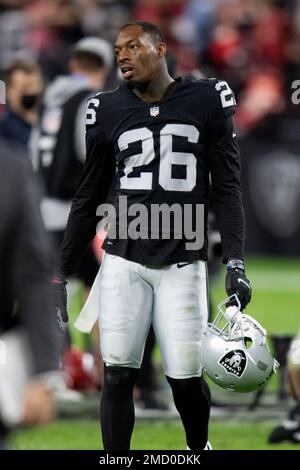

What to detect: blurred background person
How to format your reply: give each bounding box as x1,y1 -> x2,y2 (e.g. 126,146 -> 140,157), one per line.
0,58 -> 43,148
269,330 -> 300,444
0,137 -> 62,450
24,0 -> 83,81
33,36 -> 114,388
0,1 -> 32,78
78,0 -> 136,44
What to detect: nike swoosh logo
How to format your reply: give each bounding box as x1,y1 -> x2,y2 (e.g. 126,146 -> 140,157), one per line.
237,278 -> 250,290
177,262 -> 192,269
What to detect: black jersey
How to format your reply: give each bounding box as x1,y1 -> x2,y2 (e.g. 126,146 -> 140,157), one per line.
60,77 -> 245,275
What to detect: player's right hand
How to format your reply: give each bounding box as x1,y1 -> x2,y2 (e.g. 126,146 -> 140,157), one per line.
51,274 -> 68,333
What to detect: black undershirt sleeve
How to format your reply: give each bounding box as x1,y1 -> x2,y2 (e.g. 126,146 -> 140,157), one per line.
59,130 -> 115,277
207,104 -> 245,263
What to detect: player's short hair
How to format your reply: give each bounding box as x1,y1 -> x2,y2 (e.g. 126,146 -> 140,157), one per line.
5,58 -> 42,88
119,21 -> 165,45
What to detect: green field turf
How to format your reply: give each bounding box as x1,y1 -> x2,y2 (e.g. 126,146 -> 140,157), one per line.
11,419 -> 299,450
211,256 -> 300,335
11,256 -> 299,451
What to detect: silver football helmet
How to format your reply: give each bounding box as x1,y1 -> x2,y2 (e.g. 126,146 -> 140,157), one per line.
200,295 -> 279,393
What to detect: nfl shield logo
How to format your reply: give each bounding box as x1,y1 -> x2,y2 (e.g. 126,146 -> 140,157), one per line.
150,106 -> 159,117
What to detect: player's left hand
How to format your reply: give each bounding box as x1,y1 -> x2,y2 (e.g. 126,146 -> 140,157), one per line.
225,266 -> 251,310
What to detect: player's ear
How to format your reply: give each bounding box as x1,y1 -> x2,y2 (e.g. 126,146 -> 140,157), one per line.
157,43 -> 166,59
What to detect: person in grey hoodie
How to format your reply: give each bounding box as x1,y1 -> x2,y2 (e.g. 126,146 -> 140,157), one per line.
33,36 -> 113,307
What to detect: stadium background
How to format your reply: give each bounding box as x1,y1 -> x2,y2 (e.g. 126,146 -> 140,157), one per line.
0,0 -> 299,450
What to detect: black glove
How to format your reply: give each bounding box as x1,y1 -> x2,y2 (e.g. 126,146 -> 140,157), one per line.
225,261 -> 251,310
52,274 -> 68,333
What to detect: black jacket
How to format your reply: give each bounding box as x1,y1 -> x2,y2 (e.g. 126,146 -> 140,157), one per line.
0,138 -> 60,374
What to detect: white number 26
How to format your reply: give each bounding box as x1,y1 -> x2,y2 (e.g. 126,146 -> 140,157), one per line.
118,124 -> 199,192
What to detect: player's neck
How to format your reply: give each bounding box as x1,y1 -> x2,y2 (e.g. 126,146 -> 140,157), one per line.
131,72 -> 175,103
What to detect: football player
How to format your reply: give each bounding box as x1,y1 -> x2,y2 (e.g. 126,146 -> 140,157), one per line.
53,21 -> 251,450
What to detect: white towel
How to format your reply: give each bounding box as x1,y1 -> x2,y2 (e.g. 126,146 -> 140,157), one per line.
74,263 -> 103,333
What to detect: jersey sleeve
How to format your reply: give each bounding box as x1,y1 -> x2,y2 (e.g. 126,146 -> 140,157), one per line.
59,96 -> 116,276
206,80 -> 245,263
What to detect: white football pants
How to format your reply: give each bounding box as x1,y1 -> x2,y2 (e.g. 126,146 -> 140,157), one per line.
96,253 -> 209,379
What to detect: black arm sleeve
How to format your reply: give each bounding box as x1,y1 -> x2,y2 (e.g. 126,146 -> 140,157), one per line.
59,129 -> 116,277
207,99 -> 245,263
12,160 -> 61,374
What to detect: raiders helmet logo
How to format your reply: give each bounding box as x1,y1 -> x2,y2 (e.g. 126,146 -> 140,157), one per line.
218,349 -> 247,378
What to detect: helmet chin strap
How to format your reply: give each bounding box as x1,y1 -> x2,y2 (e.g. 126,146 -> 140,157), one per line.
219,295 -> 267,360
225,305 -> 242,324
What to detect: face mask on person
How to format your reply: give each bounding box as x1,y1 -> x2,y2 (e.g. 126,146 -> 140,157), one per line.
21,94 -> 40,110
